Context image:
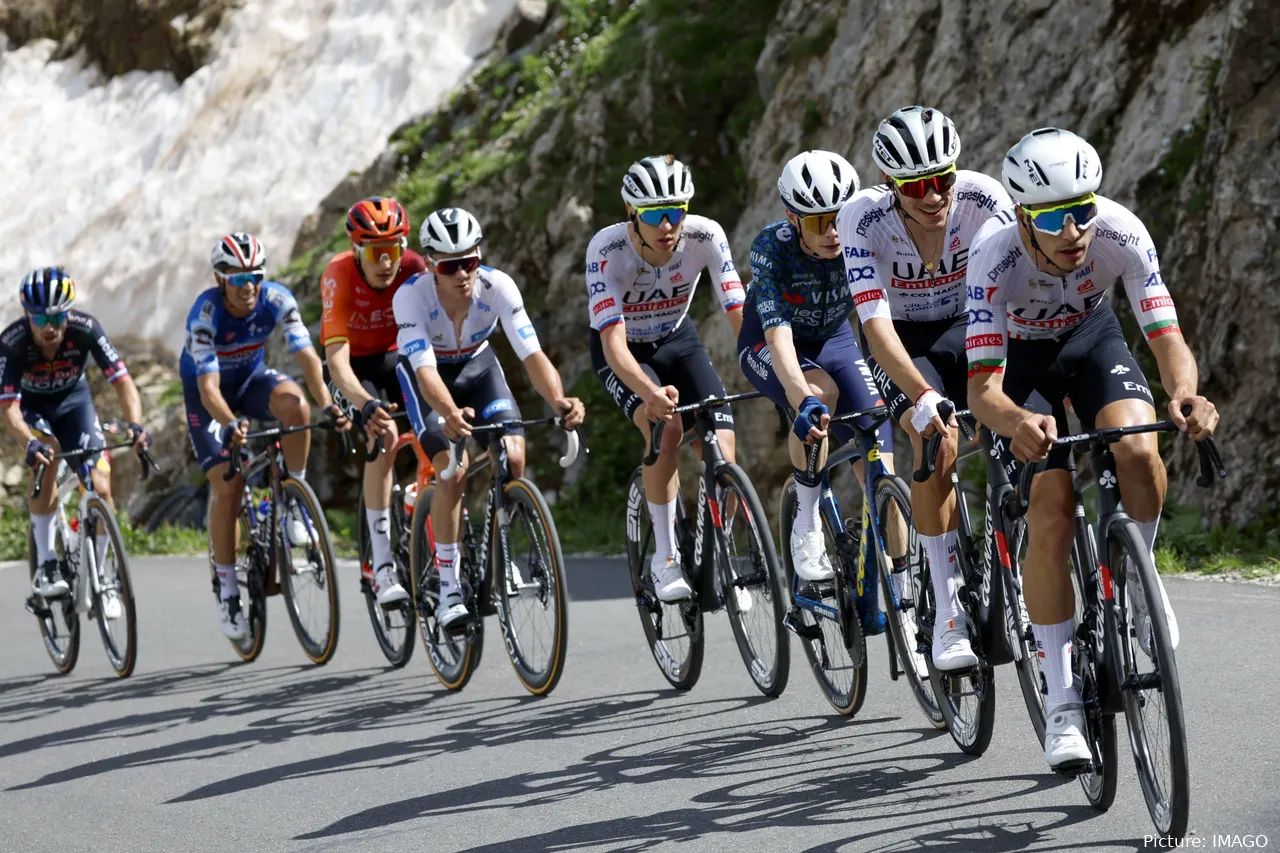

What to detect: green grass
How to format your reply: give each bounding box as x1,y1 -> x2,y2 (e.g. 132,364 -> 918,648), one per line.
1153,501 -> 1280,578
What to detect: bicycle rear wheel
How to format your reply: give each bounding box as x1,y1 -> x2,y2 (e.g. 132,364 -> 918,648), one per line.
780,481 -> 867,715
873,476 -> 944,728
357,491 -> 414,668
409,488 -> 483,691
1112,520 -> 1188,838
493,478 -> 569,695
84,496 -> 137,678
208,491 -> 267,662
927,540 -> 996,756
26,525 -> 80,675
625,467 -> 704,691
278,477 -> 340,665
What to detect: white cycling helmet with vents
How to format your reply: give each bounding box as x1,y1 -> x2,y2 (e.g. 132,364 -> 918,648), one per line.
778,150 -> 860,214
1001,127 -> 1103,206
210,232 -> 266,272
420,208 -> 484,255
872,106 -> 962,179
621,155 -> 695,207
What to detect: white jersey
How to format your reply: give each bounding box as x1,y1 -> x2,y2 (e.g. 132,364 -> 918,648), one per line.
393,266 -> 542,369
965,195 -> 1181,376
837,170 -> 1011,324
585,215 -> 745,343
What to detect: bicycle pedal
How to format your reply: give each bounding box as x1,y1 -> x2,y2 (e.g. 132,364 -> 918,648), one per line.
359,577 -> 372,595
24,596 -> 51,619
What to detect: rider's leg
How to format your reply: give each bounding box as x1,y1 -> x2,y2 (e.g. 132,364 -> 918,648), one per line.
1023,468 -> 1079,708
504,435 -> 528,479
430,444 -> 471,624
269,380 -> 311,477
28,431 -> 61,572
364,416 -> 398,568
208,460 -> 244,600
635,405 -> 682,562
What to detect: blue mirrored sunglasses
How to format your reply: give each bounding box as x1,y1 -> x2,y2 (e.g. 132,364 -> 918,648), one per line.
635,204 -> 688,227
1026,196 -> 1099,235
222,270 -> 265,288
29,312 -> 68,327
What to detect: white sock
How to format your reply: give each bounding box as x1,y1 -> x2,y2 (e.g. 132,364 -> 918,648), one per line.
1034,619 -> 1080,709
31,510 -> 56,565
95,531 -> 109,563
647,498 -> 677,561
924,531 -> 962,628
215,562 -> 239,601
792,478 -> 821,537
436,541 -> 460,591
289,469 -> 306,481
365,507 -> 392,569
1135,512 -> 1160,567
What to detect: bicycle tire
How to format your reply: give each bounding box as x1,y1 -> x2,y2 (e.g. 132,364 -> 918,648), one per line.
27,524 -> 80,675
927,535 -> 996,756
873,475 -> 944,728
780,480 -> 867,715
493,477 -> 569,695
1009,515 -> 1049,744
84,495 -> 138,678
1111,519 -> 1188,838
409,487 -> 483,691
624,467 -> 704,691
356,491 -> 415,668
208,491 -> 267,662
714,463 -> 789,698
277,477 -> 341,665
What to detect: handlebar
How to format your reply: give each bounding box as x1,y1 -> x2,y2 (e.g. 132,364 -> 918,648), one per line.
223,420 -> 336,481
440,416 -> 582,482
31,442 -> 159,501
355,409 -> 409,464
642,391 -> 764,467
912,402 -> 965,484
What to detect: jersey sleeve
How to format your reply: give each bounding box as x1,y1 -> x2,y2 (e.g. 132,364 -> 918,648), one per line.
748,228 -> 790,330
392,281 -> 437,370
964,229 -> 1010,378
1119,222 -> 1181,342
837,202 -> 891,324
585,231 -> 624,332
492,271 -> 543,361
0,338 -> 23,402
185,297 -> 221,376
319,259 -> 351,349
86,316 -> 129,384
700,219 -> 745,311
266,284 -> 313,353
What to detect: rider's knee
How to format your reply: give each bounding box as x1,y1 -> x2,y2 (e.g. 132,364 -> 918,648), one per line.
275,389 -> 309,425
1113,434 -> 1161,479
210,468 -> 242,504
1027,478 -> 1075,554
808,373 -> 839,409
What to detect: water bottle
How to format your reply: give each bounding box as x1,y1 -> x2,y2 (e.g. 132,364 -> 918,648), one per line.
403,483 -> 418,513
257,498 -> 271,525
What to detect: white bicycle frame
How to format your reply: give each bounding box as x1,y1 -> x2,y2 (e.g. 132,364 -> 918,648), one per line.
51,459 -> 106,615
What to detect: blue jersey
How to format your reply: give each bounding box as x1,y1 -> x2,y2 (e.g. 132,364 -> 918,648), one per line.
179,281 -> 312,384
745,219 -> 852,343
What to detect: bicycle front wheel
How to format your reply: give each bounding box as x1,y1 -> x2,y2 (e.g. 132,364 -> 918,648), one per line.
493,478 -> 569,696
27,525 -> 80,674
873,475 -> 943,728
1112,519 -> 1188,838
357,492 -> 415,668
84,496 -> 137,678
715,463 -> 789,698
278,477 -> 340,665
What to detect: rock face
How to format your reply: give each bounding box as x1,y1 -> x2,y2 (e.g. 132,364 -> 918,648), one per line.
0,0 -> 240,81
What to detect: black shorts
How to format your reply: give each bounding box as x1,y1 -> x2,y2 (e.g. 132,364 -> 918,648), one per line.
859,315 -> 969,426
396,347 -> 523,458
22,381 -> 105,468
589,320 -> 733,433
997,299 -> 1154,473
324,350 -> 405,417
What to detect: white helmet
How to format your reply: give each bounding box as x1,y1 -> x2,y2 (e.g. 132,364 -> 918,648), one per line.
872,106 -> 962,179
211,232 -> 266,272
621,155 -> 694,207
420,208 -> 483,254
778,150 -> 860,215
1002,128 -> 1103,206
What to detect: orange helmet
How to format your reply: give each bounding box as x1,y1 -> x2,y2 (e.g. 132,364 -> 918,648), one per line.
345,197 -> 410,244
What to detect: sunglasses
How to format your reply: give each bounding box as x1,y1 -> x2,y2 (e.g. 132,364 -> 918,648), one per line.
435,254 -> 481,277
357,239 -> 406,265
892,164 -> 957,199
29,312 -> 68,327
221,270 -> 265,288
1024,194 -> 1099,235
796,212 -> 839,234
635,203 -> 688,227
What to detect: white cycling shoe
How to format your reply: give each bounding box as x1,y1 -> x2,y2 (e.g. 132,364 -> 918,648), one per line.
436,589 -> 470,630
372,563 -> 408,606
100,589 -> 124,620
1131,568 -> 1179,657
219,596 -> 250,640
791,529 -> 834,582
287,511 -> 318,549
1044,703 -> 1093,770
932,620 -> 978,671
650,555 -> 692,602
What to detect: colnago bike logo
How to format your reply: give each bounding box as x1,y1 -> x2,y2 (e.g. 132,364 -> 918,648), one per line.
692,475 -> 707,570
627,482 -> 644,542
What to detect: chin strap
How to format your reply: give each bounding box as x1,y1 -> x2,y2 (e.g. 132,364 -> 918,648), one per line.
1021,213 -> 1072,278
629,213 -> 660,257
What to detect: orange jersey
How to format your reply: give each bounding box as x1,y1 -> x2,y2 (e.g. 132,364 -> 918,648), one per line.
320,250 -> 426,357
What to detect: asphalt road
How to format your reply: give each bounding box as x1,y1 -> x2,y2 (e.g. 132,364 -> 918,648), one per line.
1,556 -> 1277,853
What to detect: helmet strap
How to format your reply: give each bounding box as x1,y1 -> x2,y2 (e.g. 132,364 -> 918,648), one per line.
1020,210 -> 1072,278
628,213 -> 660,259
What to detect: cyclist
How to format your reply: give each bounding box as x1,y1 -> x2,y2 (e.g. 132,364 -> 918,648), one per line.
321,197 -> 427,606
837,106 -> 1012,670
181,232 -> 350,639
966,128 -> 1217,768
0,267 -> 150,613
736,150 -> 892,628
394,208 -> 585,629
587,154 -> 746,602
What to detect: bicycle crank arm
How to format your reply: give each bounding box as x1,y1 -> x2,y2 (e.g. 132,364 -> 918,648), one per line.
782,608 -> 823,641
